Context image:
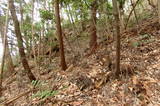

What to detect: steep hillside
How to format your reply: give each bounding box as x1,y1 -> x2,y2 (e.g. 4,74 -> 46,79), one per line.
1,16 -> 160,106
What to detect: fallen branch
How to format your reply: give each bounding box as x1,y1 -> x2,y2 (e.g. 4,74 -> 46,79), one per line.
66,64 -> 74,72
3,71 -> 17,87
2,89 -> 36,105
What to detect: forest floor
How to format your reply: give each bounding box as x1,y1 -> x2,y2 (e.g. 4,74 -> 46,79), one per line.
1,17 -> 160,106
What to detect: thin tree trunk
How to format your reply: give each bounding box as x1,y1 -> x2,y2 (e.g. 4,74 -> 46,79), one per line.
54,0 -> 67,70
130,0 -> 139,27
80,6 -> 86,31
89,0 -> 97,51
42,23 -> 45,56
119,7 -> 125,31
0,25 -> 15,74
31,0 -> 36,60
4,45 -> 14,73
105,0 -> 112,35
63,3 -> 74,25
64,3 -> 82,56
9,0 -> 36,81
0,2 -> 10,96
65,5 -> 73,25
19,1 -> 30,57
0,28 -> 15,73
125,0 -> 141,29
0,2 -> 15,73
158,0 -> 160,24
112,0 -> 121,77
20,1 -> 23,27
67,5 -> 75,25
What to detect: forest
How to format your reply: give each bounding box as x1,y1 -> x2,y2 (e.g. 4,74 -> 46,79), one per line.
0,0 -> 160,105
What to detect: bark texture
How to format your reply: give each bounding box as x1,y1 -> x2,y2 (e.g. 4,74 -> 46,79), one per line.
9,0 -> 36,81
112,0 -> 121,77
54,0 -> 67,70
89,0 -> 97,50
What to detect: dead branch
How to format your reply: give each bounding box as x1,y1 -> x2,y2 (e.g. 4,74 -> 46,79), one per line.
2,89 -> 36,106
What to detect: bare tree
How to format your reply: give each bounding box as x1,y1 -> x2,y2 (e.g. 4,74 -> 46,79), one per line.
54,0 -> 67,70
112,0 -> 121,77
9,0 -> 36,81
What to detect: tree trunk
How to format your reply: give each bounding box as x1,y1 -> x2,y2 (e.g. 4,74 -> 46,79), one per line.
19,1 -> 30,57
9,0 -> 36,81
0,2 -> 10,96
112,0 -> 121,77
125,0 -> 140,29
130,0 -> 139,26
31,0 -> 36,60
54,0 -> 67,70
65,4 -> 73,25
0,26 -> 15,74
0,23 -> 15,75
20,1 -> 23,27
89,0 -> 97,51
68,5 -> 75,25
158,0 -> 160,23
148,0 -> 156,8
119,6 -> 125,31
0,2 -> 15,73
80,6 -> 86,31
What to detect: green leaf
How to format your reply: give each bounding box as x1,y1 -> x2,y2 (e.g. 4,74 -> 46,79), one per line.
132,41 -> 139,47
32,90 -> 59,99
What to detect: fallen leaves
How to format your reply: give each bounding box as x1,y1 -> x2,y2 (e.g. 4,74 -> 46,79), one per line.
2,17 -> 160,106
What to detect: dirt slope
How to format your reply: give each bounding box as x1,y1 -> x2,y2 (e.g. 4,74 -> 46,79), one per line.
1,17 -> 160,106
